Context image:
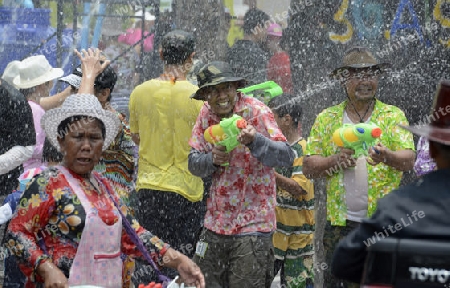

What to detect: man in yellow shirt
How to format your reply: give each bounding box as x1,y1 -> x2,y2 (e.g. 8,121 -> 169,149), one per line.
128,30 -> 205,281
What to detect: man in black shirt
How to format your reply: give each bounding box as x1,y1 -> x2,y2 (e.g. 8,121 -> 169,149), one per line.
227,8 -> 270,85
0,62 -> 36,286
0,65 -> 36,196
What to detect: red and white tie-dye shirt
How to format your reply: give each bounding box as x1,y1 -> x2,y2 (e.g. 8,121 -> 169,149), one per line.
189,94 -> 286,235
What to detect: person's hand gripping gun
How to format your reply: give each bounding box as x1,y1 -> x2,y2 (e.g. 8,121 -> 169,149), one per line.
332,122 -> 382,158
204,114 -> 248,166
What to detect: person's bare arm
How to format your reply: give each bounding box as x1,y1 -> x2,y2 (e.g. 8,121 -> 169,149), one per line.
37,261 -> 68,288
131,133 -> 140,145
39,86 -> 73,110
303,148 -> 356,179
74,48 -> 110,95
275,172 -> 306,197
161,247 -> 205,288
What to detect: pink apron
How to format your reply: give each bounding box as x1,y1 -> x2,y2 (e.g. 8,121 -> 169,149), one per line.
59,166 -> 123,287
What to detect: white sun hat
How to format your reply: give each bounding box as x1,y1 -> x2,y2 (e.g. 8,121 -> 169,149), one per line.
2,60 -> 21,86
41,94 -> 121,152
13,55 -> 64,89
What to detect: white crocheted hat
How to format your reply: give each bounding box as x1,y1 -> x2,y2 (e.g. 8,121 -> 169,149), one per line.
41,94 -> 121,152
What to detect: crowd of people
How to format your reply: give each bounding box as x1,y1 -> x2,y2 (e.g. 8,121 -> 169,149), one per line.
0,5 -> 447,288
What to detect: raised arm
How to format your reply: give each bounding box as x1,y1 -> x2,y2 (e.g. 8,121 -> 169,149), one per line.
39,86 -> 73,110
74,48 -> 110,95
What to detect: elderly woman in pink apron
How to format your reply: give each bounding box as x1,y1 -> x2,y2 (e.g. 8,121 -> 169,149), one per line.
5,49 -> 205,288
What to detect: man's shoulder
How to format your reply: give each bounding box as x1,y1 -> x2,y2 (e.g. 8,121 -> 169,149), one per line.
0,81 -> 26,103
375,99 -> 406,115
133,79 -> 161,90
0,81 -> 29,114
131,79 -> 197,94
316,102 -> 346,119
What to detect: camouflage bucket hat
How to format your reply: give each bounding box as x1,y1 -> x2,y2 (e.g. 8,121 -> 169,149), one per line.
191,61 -> 246,100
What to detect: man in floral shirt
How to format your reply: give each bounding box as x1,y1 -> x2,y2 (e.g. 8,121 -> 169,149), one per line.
188,61 -> 294,287
303,47 -> 415,287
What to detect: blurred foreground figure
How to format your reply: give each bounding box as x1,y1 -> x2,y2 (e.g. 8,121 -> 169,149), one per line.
332,80 -> 450,283
0,61 -> 36,287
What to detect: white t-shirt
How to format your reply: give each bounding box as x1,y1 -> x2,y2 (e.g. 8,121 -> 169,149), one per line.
343,111 -> 369,222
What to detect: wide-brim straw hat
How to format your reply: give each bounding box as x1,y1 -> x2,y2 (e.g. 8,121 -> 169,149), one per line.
329,46 -> 391,80
13,55 -> 64,89
190,61 -> 246,101
400,80 -> 450,145
41,94 -> 121,152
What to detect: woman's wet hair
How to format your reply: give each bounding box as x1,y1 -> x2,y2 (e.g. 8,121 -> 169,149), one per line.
42,138 -> 63,163
268,94 -> 303,126
57,115 -> 106,140
19,86 -> 37,98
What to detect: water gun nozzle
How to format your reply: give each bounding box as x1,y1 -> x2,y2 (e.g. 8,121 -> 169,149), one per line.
371,128 -> 382,138
236,119 -> 247,129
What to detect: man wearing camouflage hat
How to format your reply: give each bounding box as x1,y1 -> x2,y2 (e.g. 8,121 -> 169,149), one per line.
188,61 -> 294,287
128,30 -> 205,281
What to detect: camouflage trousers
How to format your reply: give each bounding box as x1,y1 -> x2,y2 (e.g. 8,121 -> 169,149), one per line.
193,228 -> 274,288
323,220 -> 360,288
274,256 -> 314,288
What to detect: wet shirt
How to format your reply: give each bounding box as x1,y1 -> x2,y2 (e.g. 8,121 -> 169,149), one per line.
6,167 -> 169,287
227,40 -> 269,85
189,95 -> 287,235
414,136 -> 437,177
306,100 -> 415,226
129,80 -> 204,201
0,81 -> 35,195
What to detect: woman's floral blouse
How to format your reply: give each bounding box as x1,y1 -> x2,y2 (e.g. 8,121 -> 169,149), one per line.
5,167 -> 169,287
